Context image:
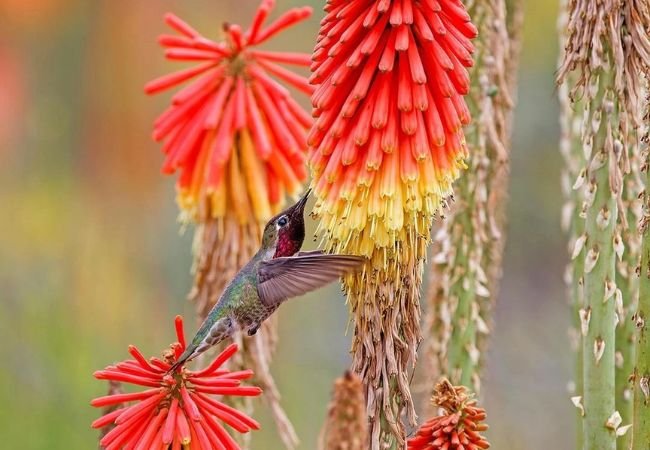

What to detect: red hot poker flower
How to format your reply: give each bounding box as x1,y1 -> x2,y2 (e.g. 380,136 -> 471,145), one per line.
91,316 -> 262,450
146,0 -> 314,222
408,380 -> 490,450
308,0 -> 477,446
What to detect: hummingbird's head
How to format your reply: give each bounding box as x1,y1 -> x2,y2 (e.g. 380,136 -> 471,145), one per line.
261,189 -> 310,257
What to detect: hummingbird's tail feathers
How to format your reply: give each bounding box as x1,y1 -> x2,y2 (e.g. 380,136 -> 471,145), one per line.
168,316 -> 235,374
257,253 -> 366,307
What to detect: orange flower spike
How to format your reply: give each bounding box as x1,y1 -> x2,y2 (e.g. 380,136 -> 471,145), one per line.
311,0 -> 477,224
146,1 -> 314,222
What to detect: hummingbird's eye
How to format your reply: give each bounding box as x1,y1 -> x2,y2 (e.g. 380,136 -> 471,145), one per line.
277,216 -> 289,227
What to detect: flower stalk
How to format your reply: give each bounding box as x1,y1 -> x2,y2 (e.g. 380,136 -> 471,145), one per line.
97,381 -> 124,450
425,0 -> 522,394
559,83 -> 590,450
557,1 -> 587,445
632,85 -> 650,450
615,147 -> 643,449
557,0 -> 649,448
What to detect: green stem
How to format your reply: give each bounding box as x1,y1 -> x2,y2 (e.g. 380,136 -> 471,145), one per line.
445,204 -> 480,391
580,78 -> 618,450
559,80 -> 585,447
631,150 -> 650,450
615,174 -> 641,449
557,2 -> 585,446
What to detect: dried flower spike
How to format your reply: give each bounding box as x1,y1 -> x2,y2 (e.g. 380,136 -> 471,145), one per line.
91,316 -> 262,450
408,379 -> 490,450
146,0 -> 313,222
319,371 -> 368,450
309,0 -> 476,446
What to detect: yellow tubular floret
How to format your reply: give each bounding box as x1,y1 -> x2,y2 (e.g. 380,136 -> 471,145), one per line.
228,145 -> 253,224
239,129 -> 272,221
209,173 -> 227,218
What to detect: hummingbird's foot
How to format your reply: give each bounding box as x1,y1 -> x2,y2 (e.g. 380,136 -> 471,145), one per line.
247,323 -> 261,336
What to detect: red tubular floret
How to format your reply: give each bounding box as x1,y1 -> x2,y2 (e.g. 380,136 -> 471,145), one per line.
180,386 -> 202,421
192,393 -> 256,433
162,397 -> 180,444
193,386 -> 263,396
134,407 -> 168,450
114,392 -> 166,425
164,13 -> 200,38
91,388 -> 162,407
128,346 -> 164,373
91,407 -> 127,429
251,7 -> 313,46
144,61 -> 217,95
191,343 -> 239,377
187,377 -> 241,388
93,369 -> 161,388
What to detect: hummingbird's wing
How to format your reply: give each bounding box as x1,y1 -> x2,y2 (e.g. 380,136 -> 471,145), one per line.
257,252 -> 365,307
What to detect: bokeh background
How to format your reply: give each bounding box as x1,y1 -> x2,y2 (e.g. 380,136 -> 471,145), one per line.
0,0 -> 568,448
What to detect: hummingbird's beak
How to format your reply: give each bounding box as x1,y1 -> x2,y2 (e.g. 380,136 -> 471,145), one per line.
291,188 -> 311,216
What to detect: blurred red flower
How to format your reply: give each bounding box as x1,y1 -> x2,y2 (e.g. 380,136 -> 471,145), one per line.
0,44 -> 26,164
91,316 -> 262,450
146,0 -> 313,222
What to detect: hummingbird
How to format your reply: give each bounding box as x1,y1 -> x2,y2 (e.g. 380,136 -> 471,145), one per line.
171,189 -> 364,371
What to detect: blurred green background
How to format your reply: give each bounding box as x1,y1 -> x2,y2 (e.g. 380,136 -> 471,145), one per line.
0,0 -> 568,448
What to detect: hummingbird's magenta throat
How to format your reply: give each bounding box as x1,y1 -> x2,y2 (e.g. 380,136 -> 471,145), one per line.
274,234 -> 301,258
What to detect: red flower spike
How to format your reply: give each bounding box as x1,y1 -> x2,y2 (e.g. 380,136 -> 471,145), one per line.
91,316 -> 262,449
147,1 -> 314,222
